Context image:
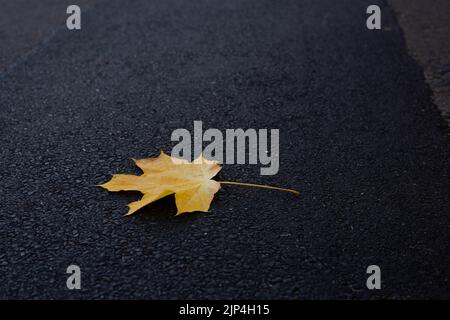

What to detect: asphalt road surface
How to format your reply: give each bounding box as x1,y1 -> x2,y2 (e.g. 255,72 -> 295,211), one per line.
0,0 -> 449,299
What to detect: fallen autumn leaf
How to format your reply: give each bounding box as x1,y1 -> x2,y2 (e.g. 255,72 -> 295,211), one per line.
99,151 -> 299,216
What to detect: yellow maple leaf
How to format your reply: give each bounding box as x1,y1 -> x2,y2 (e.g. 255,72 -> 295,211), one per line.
100,151 -> 299,216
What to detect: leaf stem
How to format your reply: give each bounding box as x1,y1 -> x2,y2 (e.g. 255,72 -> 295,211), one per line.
219,181 -> 300,196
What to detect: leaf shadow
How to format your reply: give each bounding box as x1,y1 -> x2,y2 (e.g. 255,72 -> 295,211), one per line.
114,191 -> 200,224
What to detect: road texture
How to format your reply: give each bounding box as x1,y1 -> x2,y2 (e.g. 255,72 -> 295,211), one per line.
0,0 -> 96,72
0,0 -> 449,299
389,0 -> 450,126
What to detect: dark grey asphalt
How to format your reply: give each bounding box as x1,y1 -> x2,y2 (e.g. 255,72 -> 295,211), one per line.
389,0 -> 450,125
0,0 -> 449,299
0,0 -> 96,71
